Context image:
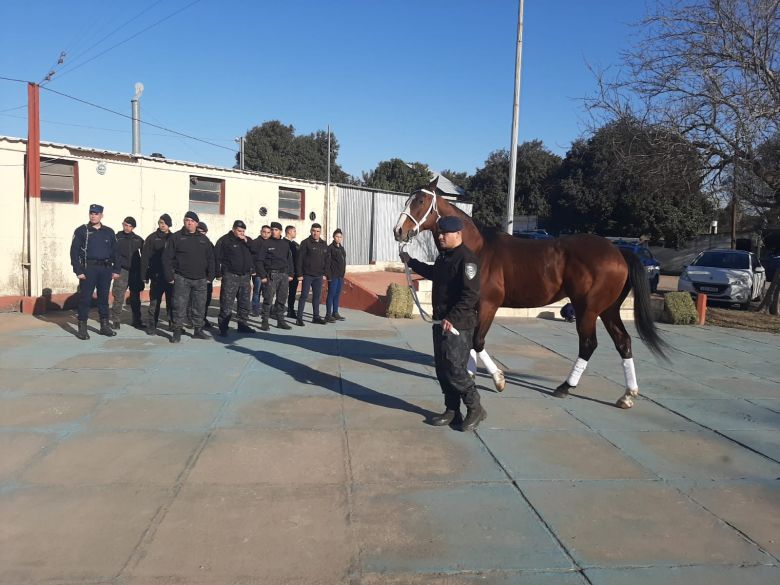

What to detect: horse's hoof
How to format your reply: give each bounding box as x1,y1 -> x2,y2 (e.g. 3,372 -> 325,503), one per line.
553,382 -> 573,398
468,371 -> 476,380
616,396 -> 634,409
492,371 -> 505,392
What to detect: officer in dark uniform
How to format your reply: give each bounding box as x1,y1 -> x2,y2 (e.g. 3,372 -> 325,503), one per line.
162,211 -> 215,343
400,215 -> 485,431
195,221 -> 216,329
255,221 -> 294,331
285,225 -> 300,319
251,225 -> 272,316
295,223 -> 329,326
214,220 -> 255,336
111,216 -> 145,329
141,213 -> 174,335
69,203 -> 121,340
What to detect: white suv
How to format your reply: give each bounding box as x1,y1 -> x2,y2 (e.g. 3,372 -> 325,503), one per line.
678,249 -> 766,309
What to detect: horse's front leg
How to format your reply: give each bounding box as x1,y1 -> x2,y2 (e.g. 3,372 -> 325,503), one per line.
472,301 -> 505,392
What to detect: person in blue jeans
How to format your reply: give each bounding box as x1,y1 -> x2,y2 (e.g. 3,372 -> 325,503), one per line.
251,225 -> 272,315
325,229 -> 346,322
295,223 -> 329,326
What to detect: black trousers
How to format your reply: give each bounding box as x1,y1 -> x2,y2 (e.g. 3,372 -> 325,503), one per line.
77,264 -> 114,321
148,277 -> 173,326
298,275 -> 323,319
219,272 -> 251,324
432,325 -> 479,411
262,272 -> 290,319
173,275 -> 207,329
287,278 -> 298,313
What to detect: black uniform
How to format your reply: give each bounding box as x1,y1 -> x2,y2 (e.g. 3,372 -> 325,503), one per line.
286,238 -> 300,317
162,229 -> 215,331
255,237 -> 294,323
296,236 -> 329,321
70,223 -> 121,322
111,230 -> 144,325
215,231 -> 254,327
408,243 -> 481,413
141,228 -> 173,329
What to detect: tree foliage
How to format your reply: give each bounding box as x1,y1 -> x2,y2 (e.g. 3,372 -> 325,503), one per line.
361,159 -> 432,193
240,121 -> 349,183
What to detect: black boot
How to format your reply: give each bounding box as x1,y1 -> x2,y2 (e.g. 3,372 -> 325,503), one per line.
111,320 -> 120,330
312,316 -> 327,325
461,405 -> 486,432
260,316 -> 270,331
430,409 -> 460,427
287,309 -> 297,319
325,314 -> 336,323
100,319 -> 117,337
76,320 -> 90,340
131,316 -> 143,329
333,312 -> 345,321
145,320 -> 156,336
295,318 -> 305,327
192,328 -> 208,340
237,322 -> 255,334
170,328 -> 182,343
276,317 -> 292,330
218,316 -> 229,337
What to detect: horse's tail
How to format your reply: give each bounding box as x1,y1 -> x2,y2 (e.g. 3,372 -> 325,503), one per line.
620,249 -> 670,361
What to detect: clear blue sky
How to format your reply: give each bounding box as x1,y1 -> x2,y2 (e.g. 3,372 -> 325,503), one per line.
0,0 -> 649,179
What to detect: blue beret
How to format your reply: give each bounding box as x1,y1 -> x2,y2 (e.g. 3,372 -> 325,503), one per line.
437,216 -> 464,233
89,203 -> 104,213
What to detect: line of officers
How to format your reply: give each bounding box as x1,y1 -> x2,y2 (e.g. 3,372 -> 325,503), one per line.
69,203 -> 347,342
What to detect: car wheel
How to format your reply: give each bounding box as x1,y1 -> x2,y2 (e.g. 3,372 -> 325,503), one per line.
740,301 -> 750,311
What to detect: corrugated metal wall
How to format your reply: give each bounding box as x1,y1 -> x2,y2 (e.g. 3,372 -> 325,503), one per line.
336,186 -> 472,265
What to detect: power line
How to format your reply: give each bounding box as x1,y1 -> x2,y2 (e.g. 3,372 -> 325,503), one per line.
0,75 -> 31,84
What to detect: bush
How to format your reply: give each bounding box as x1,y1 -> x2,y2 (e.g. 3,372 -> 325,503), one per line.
662,291 -> 698,325
386,283 -> 414,318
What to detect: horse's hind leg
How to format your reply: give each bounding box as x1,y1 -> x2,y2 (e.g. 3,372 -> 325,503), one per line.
554,308 -> 598,397
601,305 -> 639,409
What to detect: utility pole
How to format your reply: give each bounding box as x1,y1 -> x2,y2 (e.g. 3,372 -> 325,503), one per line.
131,82 -> 143,155
25,82 -> 42,297
731,171 -> 737,249
235,136 -> 245,170
505,0 -> 525,235
326,125 -> 332,234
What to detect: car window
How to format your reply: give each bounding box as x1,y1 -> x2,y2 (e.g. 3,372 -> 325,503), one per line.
692,251 -> 749,270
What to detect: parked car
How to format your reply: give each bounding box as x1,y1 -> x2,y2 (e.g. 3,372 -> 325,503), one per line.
678,249 -> 766,309
612,240 -> 661,293
513,229 -> 553,240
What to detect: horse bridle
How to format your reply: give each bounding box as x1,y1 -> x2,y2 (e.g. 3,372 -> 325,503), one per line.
398,188 -> 439,240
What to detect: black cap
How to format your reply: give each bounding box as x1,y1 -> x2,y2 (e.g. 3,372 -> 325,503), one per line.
184,211 -> 199,222
270,221 -> 283,230
437,216 -> 464,233
89,203 -> 104,214
123,216 -> 137,228
233,220 -> 247,229
311,223 -> 322,229
159,213 -> 172,227
197,221 -> 208,233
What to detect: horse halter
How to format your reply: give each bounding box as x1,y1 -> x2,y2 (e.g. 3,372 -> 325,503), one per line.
398,188 -> 440,240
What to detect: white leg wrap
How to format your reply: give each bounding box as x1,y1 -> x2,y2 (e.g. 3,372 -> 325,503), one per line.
622,358 -> 639,391
566,358 -> 588,387
477,350 -> 499,375
468,349 -> 477,376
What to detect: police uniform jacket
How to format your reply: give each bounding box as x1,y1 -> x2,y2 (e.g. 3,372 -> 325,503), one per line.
214,231 -> 254,276
325,242 -> 346,280
296,236 -> 329,277
408,243 -> 480,330
286,238 -> 300,278
70,223 -> 121,276
141,228 -> 171,281
162,230 -> 216,282
254,237 -> 294,279
116,231 -> 145,290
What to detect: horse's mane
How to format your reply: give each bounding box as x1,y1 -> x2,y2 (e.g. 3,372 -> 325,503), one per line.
438,193 -> 504,243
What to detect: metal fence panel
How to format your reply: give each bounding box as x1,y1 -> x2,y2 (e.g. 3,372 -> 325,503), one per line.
336,186 -> 373,265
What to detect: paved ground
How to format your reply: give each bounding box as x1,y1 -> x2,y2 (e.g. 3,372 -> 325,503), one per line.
0,307 -> 778,584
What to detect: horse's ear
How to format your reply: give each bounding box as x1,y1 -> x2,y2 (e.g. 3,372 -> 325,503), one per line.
428,177 -> 439,191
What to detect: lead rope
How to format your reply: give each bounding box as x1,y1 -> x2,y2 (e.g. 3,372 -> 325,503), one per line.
399,242 -> 459,336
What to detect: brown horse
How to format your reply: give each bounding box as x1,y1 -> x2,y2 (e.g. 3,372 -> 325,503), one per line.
394,179 -> 667,408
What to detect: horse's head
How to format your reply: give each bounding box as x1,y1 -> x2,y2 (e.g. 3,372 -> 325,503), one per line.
394,178 -> 440,243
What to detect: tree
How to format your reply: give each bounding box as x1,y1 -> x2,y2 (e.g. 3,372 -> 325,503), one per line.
549,116 -> 714,246
361,159 -> 432,193
467,150 -> 511,228
240,121 -> 349,183
589,0 -> 780,205
440,169 -> 470,190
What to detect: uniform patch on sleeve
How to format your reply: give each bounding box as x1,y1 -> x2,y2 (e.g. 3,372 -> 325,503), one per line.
465,263 -> 477,280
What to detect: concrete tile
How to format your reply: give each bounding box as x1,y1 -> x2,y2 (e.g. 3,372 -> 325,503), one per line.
748,398 -> 780,413
722,430 -> 780,461
220,393 -> 345,430
348,429 -> 506,484
561,397 -> 704,432
125,367 -> 242,395
352,482 -> 573,573
480,430 -> 654,480
0,394 -> 100,428
0,485 -> 168,583
0,432 -> 52,481
0,368 -> 44,392
360,572 -> 588,585
129,484 -> 352,583
632,374 -> 729,399
12,367 -> 142,395
693,376 -> 780,399
54,350 -> 153,369
657,398 -> 780,431
586,565 -> 780,585
341,373 -> 443,398
21,430 -> 204,486
684,481 -> 780,558
188,428 -> 346,485
88,396 -> 222,431
477,398 -> 588,431
599,430 -> 780,480
342,395 -> 443,429
521,480 -> 771,567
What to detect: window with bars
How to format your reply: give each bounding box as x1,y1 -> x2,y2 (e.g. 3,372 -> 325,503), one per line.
188,176 -> 224,215
40,158 -> 78,203
278,187 -> 304,220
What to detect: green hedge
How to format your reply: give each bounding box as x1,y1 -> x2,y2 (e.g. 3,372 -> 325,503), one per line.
662,291 -> 698,325
385,283 -> 414,319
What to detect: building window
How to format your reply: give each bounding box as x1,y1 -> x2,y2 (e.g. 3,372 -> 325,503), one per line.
279,187 -> 304,220
189,176 -> 224,215
40,158 -> 78,203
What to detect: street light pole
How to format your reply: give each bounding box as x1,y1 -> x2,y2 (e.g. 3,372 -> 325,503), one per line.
505,0 -> 525,235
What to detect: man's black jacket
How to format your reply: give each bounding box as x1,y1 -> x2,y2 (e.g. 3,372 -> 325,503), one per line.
162,229 -> 215,282
214,231 -> 254,276
296,236 -> 329,277
141,229 -> 171,281
253,236 -> 294,279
